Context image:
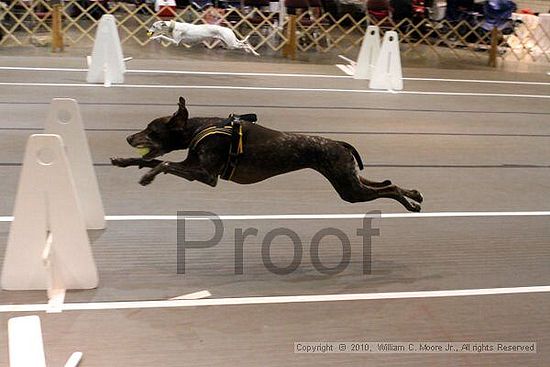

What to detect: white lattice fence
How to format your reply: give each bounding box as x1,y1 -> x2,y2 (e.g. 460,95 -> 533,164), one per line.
0,0 -> 54,45
0,1 -> 548,63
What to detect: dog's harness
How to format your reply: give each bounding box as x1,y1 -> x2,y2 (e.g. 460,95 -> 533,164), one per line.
188,114 -> 256,181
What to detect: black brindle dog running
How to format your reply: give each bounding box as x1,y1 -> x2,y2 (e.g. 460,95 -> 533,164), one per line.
111,97 -> 423,212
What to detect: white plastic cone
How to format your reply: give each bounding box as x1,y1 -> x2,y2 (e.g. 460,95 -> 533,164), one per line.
86,14 -> 126,85
1,134 -> 98,291
354,26 -> 380,80
369,31 -> 403,90
45,98 -> 105,230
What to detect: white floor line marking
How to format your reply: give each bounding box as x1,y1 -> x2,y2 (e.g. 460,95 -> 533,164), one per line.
0,66 -> 88,73
128,69 -> 348,79
1,285 -> 549,313
398,90 -> 549,99
169,290 -> 212,300
403,77 -> 550,86
0,82 -> 548,99
1,66 -> 549,86
2,211 -> 550,223
0,66 -> 349,79
0,82 -> 104,88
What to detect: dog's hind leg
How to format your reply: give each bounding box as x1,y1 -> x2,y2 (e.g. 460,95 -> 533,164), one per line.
371,188 -> 422,211
362,184 -> 423,210
321,167 -> 421,212
358,176 -> 421,204
242,40 -> 260,56
359,176 -> 392,188
222,30 -> 260,56
247,46 -> 260,56
321,168 -> 377,204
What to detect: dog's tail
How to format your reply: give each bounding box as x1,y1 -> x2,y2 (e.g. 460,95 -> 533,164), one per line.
339,141 -> 364,170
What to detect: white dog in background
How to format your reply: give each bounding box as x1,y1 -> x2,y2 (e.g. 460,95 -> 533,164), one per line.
147,20 -> 260,56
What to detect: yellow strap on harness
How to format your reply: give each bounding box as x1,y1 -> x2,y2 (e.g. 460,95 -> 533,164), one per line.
188,126 -> 232,151
237,124 -> 244,155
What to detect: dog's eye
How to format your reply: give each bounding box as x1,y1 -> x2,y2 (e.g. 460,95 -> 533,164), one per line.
149,131 -> 160,140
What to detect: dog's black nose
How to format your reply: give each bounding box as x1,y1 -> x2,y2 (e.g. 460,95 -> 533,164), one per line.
126,136 -> 133,145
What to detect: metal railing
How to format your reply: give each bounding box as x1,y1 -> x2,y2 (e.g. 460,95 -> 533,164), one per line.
0,0 -> 548,64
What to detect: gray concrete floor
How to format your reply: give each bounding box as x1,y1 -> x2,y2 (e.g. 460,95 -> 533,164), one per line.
0,55 -> 549,366
3,38 -> 550,73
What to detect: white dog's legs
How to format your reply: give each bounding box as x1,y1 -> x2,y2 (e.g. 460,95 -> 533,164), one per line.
243,44 -> 260,56
210,28 -> 259,56
239,36 -> 260,56
151,34 -> 180,45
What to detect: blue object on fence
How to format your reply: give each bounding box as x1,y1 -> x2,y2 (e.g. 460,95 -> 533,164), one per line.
482,0 -> 517,31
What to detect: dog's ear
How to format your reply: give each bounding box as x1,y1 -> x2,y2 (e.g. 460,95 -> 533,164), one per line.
169,96 -> 188,125
178,96 -> 186,110
178,97 -> 188,118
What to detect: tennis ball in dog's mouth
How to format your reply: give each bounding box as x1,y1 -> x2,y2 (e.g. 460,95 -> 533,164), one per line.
147,31 -> 153,37
137,147 -> 150,157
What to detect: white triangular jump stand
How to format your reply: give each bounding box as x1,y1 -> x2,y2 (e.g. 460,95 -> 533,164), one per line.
369,31 -> 403,91
354,26 -> 380,80
86,14 -> 126,87
1,134 -> 98,295
46,98 -> 105,230
9,315 -> 83,367
336,26 -> 380,79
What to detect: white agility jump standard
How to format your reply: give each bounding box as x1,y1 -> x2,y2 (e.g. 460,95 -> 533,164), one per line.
86,14 -> 126,86
369,31 -> 403,90
337,26 -> 403,90
1,134 -> 98,292
45,98 -> 105,230
354,26 -> 380,80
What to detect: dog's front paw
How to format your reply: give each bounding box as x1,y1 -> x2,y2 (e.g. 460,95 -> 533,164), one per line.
408,201 -> 422,212
409,190 -> 424,204
139,172 -> 157,186
111,157 -> 132,167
